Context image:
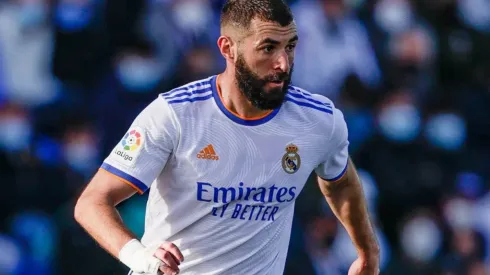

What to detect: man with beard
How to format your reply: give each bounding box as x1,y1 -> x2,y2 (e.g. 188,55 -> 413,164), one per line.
74,0 -> 380,274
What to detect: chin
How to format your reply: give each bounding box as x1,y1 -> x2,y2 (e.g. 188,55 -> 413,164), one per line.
266,85 -> 288,95
264,87 -> 282,94
252,97 -> 285,110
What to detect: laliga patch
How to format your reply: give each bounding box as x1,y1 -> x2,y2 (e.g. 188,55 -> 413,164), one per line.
112,127 -> 145,167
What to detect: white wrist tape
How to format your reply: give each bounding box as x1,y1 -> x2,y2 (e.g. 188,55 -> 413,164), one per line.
119,239 -> 162,274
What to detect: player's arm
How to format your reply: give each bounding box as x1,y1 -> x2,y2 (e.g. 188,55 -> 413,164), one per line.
317,159 -> 379,262
75,97 -> 184,275
74,169 -> 138,258
314,106 -> 379,273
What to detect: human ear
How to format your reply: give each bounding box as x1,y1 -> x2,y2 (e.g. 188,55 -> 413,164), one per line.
217,35 -> 236,62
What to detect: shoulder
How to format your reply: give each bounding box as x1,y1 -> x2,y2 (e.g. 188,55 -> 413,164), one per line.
285,85 -> 335,116
135,77 -> 215,129
160,76 -> 214,106
285,86 -> 348,148
156,76 -> 216,121
284,85 -> 346,138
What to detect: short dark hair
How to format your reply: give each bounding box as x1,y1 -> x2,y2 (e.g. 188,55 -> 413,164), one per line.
220,0 -> 294,30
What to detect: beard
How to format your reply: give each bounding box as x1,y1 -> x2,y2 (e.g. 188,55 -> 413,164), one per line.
235,54 -> 293,110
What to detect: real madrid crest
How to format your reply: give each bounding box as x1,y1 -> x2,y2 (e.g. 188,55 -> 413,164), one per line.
282,144 -> 301,174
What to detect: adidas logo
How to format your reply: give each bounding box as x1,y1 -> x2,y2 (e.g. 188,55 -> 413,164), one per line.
197,144 -> 219,160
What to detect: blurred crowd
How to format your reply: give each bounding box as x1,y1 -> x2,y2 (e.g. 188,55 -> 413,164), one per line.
0,0 -> 488,274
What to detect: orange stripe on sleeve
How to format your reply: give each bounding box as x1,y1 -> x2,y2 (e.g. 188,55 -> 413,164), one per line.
99,168 -> 144,195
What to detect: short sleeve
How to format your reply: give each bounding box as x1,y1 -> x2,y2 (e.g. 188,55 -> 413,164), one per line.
101,97 -> 179,194
315,107 -> 349,181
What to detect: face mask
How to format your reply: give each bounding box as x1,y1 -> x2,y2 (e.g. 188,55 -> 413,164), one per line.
55,3 -> 94,32
18,3 -> 47,28
378,104 -> 420,143
0,117 -> 32,152
443,198 -> 473,230
374,0 -> 413,34
400,215 -> 442,262
0,234 -> 22,274
64,142 -> 98,174
425,113 -> 466,151
116,58 -> 163,92
457,0 -> 490,32
172,0 -> 212,34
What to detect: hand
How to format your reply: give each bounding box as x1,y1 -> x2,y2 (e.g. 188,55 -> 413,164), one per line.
152,241 -> 185,275
348,255 -> 380,275
118,239 -> 184,275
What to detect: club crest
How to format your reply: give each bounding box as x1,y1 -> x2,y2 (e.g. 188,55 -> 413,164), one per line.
282,144 -> 301,174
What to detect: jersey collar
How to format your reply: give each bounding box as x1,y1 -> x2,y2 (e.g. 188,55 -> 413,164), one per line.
210,75 -> 281,126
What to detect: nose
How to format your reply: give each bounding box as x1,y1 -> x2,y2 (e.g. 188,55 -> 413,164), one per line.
274,51 -> 289,73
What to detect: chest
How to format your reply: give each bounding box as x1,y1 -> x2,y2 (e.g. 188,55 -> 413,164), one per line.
174,117 -> 327,193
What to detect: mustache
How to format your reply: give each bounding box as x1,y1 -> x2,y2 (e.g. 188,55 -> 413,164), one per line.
264,72 -> 290,82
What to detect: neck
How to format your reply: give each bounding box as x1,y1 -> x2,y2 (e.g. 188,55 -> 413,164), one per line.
217,69 -> 272,119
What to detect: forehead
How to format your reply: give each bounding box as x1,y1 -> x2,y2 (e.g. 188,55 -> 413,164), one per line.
246,18 -> 297,43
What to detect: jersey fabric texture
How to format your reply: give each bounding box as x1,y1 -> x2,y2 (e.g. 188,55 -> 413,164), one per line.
102,75 -> 349,275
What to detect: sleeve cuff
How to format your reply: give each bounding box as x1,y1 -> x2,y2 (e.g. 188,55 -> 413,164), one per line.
100,163 -> 149,194
320,161 -> 348,182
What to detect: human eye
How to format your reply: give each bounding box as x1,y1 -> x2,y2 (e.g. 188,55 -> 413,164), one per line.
286,44 -> 296,52
263,45 -> 274,53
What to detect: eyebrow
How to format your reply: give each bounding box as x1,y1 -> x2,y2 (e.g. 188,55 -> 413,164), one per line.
259,35 -> 299,45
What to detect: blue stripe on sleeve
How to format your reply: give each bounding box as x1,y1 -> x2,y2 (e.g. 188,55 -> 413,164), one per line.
163,79 -> 210,98
323,162 -> 348,182
287,90 -> 332,107
163,86 -> 211,100
166,93 -> 213,104
285,96 -> 333,114
100,163 -> 149,193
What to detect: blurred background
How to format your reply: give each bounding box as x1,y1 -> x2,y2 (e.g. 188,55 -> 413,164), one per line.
0,0 -> 488,274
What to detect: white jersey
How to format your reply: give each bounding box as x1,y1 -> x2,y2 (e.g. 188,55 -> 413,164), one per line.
102,75 -> 349,275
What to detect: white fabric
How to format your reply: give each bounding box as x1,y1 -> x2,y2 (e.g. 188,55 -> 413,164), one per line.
119,239 -> 162,274
103,76 -> 349,275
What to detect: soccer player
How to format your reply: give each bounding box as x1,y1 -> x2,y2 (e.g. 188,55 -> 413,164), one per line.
74,0 -> 380,274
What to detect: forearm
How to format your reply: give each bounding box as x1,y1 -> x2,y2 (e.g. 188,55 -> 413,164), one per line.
74,196 -> 136,259
320,159 -> 379,257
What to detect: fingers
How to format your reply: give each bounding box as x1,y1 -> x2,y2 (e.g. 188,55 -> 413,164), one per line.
152,242 -> 184,275
154,248 -> 180,274
146,256 -> 164,274
160,242 -> 185,263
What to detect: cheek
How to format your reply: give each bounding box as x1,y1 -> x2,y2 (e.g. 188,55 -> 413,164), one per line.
246,60 -> 269,76
289,53 -> 295,65
254,60 -> 272,74
241,50 -> 274,75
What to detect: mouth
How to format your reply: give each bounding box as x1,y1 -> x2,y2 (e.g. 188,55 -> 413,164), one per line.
268,80 -> 284,87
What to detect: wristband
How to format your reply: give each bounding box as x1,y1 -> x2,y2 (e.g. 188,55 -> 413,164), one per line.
119,239 -> 162,274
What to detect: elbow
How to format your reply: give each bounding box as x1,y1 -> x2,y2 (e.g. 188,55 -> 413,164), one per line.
74,193 -> 96,225
74,196 -> 86,225
74,191 -> 113,224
